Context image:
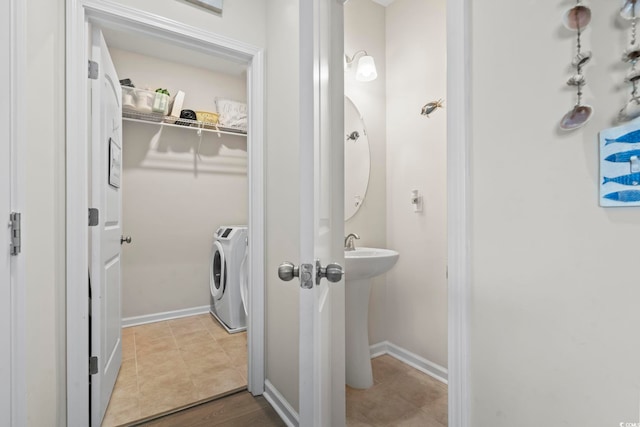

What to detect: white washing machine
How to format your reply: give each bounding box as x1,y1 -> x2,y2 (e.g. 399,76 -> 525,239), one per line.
210,226 -> 248,333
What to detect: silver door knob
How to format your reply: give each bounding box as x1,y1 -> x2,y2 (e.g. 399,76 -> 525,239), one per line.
120,235 -> 132,245
316,261 -> 344,284
278,262 -> 299,281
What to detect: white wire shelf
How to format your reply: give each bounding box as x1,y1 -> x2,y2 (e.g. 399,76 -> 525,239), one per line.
122,110 -> 247,137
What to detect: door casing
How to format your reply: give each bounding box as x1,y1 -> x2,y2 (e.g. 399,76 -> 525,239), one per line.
446,0 -> 471,425
65,1 -> 265,425
6,0 -> 27,424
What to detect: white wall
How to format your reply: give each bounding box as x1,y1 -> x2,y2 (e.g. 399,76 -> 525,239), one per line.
344,0 -> 388,347
471,0 -> 640,425
109,48 -> 248,319
385,0 -> 448,368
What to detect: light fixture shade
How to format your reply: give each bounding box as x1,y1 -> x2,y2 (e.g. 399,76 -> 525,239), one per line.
356,55 -> 377,82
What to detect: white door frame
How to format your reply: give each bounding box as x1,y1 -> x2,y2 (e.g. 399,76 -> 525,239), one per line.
447,0 -> 471,425
7,0 -> 26,424
65,1 -> 265,425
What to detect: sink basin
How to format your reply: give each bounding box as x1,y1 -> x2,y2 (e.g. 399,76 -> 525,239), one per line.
344,247 -> 399,389
345,247 -> 399,280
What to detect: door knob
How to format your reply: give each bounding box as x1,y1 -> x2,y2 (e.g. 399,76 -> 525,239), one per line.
120,235 -> 132,245
278,262 -> 299,281
316,260 -> 344,284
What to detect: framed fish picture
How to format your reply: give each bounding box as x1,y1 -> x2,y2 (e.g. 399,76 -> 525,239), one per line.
184,0 -> 223,14
599,117 -> 640,207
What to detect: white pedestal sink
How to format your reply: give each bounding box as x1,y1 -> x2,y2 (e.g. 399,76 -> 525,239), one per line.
344,247 -> 399,389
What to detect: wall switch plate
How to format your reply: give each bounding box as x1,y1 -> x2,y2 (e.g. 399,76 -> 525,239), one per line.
411,189 -> 423,213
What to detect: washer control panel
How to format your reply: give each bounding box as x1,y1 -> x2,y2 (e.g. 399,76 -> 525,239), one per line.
215,226 -> 247,240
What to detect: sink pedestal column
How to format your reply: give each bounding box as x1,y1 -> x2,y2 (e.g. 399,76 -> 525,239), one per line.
345,278 -> 374,389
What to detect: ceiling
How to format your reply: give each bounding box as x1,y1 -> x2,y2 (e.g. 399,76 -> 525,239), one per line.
101,26 -> 247,76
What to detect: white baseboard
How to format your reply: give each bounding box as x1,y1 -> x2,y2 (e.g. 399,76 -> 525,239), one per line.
121,305 -> 210,328
264,379 -> 299,427
370,341 -> 448,385
369,341 -> 388,358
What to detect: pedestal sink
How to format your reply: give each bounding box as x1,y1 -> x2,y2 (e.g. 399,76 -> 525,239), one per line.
345,247 -> 399,389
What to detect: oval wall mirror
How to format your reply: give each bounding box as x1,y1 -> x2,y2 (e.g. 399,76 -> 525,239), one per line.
344,96 -> 371,221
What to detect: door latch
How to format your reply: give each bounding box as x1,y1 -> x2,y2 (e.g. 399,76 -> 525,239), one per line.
278,260 -> 343,288
278,262 -> 314,289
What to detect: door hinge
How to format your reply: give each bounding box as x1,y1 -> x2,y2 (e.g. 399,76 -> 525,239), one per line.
89,356 -> 98,375
88,60 -> 99,80
9,212 -> 21,256
88,208 -> 99,227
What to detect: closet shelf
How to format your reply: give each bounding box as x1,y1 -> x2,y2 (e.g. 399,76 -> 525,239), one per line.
122,110 -> 247,137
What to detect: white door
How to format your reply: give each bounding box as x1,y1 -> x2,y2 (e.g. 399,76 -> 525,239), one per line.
90,28 -> 123,427
298,0 -> 346,425
0,2 -> 12,423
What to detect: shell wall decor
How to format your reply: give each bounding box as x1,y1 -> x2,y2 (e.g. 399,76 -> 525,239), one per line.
560,1 -> 593,131
599,118 -> 640,207
618,0 -> 640,121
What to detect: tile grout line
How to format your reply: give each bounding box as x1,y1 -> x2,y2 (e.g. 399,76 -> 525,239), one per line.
132,328 -> 141,421
201,316 -> 248,385
174,317 -> 204,400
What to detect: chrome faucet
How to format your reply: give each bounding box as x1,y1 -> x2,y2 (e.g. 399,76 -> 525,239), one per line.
344,233 -> 360,251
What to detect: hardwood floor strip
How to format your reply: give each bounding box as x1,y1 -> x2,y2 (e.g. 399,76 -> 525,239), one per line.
125,387 -> 248,427
136,391 -> 284,427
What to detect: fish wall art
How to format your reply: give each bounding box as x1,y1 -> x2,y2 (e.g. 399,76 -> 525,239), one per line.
599,118 -> 640,207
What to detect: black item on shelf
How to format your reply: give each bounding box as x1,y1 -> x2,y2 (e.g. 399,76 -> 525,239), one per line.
176,109 -> 197,126
119,78 -> 134,87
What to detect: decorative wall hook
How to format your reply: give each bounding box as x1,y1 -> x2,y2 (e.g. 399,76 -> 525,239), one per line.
618,0 -> 640,121
421,99 -> 444,117
346,131 -> 360,141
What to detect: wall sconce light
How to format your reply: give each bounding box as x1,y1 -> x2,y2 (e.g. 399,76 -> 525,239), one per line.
345,50 -> 378,82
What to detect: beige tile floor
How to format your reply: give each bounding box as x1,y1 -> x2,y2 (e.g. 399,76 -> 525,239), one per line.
101,313 -> 248,427
347,355 -> 448,426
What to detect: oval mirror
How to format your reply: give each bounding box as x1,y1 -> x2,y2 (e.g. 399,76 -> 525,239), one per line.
344,96 -> 371,221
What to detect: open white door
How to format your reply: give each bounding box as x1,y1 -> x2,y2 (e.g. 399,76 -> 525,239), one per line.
280,0 -> 346,425
90,28 -> 123,426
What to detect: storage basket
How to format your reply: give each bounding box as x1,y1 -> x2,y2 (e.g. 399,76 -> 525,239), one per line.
121,86 -> 170,116
195,111 -> 220,129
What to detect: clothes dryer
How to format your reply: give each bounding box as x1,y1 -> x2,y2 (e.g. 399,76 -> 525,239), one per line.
210,226 -> 247,333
